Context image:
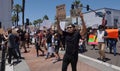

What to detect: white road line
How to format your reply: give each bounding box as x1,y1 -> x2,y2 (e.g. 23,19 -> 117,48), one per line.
79,54 -> 120,71
5,61 -> 14,71
5,64 -> 13,71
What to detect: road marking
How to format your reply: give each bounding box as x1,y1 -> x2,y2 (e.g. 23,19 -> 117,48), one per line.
5,64 -> 13,71
79,54 -> 120,71
5,61 -> 14,71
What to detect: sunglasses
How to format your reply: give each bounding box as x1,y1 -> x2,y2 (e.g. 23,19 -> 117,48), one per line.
67,27 -> 73,29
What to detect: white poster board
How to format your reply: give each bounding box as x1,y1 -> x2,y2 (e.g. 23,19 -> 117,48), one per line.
60,21 -> 66,31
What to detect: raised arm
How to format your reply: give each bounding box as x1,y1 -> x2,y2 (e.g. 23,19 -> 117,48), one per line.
56,17 -> 63,35
79,12 -> 87,36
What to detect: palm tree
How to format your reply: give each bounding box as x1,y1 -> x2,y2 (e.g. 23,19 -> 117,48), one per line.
13,4 -> 22,26
33,20 -> 38,26
22,0 -> 25,25
74,0 -> 80,5
29,22 -> 32,25
37,19 -> 43,28
43,15 -> 49,20
12,13 -> 18,26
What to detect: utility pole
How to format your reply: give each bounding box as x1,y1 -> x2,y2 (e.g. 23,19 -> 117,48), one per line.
22,0 -> 25,25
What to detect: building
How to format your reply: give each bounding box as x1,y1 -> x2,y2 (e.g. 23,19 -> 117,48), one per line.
79,8 -> 120,28
61,8 -> 120,28
0,0 -> 13,30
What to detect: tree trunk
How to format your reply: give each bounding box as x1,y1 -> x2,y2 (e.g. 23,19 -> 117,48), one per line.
15,20 -> 17,26
12,22 -> 14,26
22,0 -> 25,25
17,12 -> 19,26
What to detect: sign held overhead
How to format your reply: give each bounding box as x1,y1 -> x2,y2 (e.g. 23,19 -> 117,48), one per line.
56,4 -> 66,20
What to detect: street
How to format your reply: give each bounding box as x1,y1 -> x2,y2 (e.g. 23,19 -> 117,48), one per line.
5,42 -> 120,71
20,45 -> 100,71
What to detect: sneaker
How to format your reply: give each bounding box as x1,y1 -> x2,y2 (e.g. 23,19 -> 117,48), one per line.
97,58 -> 102,61
114,53 -> 117,56
109,52 -> 112,54
45,56 -> 48,59
102,58 -> 106,62
52,59 -> 58,64
57,58 -> 61,61
24,50 -> 28,53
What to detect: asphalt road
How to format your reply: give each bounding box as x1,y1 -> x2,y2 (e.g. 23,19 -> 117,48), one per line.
82,41 -> 120,67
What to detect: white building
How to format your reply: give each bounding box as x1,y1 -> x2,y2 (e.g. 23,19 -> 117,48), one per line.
62,8 -> 120,28
58,8 -> 120,31
0,0 -> 13,30
77,8 -> 120,28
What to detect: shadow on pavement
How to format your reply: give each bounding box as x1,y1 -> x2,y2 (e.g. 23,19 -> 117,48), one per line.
10,60 -> 22,66
78,49 -> 88,54
97,57 -> 111,62
20,57 -> 25,59
53,59 -> 63,64
21,50 -> 30,53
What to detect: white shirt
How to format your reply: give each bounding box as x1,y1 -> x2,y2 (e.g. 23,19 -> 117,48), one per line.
97,30 -> 105,43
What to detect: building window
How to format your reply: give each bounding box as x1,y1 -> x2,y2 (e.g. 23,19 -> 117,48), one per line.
114,18 -> 118,28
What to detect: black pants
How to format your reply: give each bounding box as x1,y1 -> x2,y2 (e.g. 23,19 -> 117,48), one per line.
35,44 -> 44,56
15,47 -> 21,58
62,54 -> 78,71
8,48 -> 18,64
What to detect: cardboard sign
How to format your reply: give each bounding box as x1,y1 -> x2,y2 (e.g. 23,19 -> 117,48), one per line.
56,4 -> 66,20
70,8 -> 81,17
106,29 -> 118,39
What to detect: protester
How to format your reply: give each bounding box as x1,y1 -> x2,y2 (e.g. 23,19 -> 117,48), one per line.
90,29 -> 97,50
106,27 -> 118,56
14,33 -> 22,58
56,11 -> 86,71
108,38 -> 118,56
19,29 -> 28,53
52,33 -> 61,63
79,36 -> 86,53
7,29 -> 19,64
97,25 -> 107,62
45,29 -> 54,59
35,31 -> 44,57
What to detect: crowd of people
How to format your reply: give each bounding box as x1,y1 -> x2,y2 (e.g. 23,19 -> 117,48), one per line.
0,12 -> 120,71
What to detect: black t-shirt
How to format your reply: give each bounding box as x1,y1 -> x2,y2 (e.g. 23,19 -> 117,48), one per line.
19,30 -> 26,41
46,33 -> 52,43
15,35 -> 20,43
54,37 -> 60,46
63,31 -> 81,55
0,34 -> 3,43
0,34 -> 6,43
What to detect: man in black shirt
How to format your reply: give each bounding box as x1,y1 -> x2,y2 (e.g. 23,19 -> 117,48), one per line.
56,12 -> 86,71
0,34 -> 2,50
19,30 -> 27,53
45,29 -> 54,59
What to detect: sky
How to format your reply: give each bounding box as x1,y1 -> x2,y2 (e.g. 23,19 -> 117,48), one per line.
14,0 -> 120,24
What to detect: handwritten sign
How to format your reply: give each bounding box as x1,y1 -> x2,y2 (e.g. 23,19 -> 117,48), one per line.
56,4 -> 66,20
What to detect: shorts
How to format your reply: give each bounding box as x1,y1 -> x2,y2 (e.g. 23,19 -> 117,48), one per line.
55,45 -> 59,54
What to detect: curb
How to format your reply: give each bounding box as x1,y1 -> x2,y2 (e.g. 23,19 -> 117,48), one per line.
78,54 -> 120,71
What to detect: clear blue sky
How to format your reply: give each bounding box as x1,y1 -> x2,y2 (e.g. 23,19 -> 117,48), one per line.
14,0 -> 120,24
